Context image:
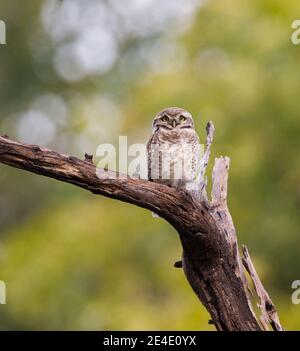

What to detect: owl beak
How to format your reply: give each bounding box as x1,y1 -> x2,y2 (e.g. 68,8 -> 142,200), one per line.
172,120 -> 177,128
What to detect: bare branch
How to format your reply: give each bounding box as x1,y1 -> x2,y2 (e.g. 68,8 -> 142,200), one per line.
196,121 -> 215,201
0,136 -> 193,226
84,153 -> 93,164
211,156 -> 230,208
0,132 -> 281,331
242,245 -> 284,331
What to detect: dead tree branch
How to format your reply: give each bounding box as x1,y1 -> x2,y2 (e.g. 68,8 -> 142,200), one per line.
0,128 -> 282,331
242,245 -> 283,331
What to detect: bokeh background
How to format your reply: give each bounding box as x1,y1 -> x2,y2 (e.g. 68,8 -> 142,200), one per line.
0,0 -> 299,330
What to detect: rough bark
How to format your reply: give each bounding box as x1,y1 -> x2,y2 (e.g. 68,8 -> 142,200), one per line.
242,246 -> 283,331
0,130 -> 283,331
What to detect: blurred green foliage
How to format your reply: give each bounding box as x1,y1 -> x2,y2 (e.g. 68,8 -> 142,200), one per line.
0,0 -> 300,330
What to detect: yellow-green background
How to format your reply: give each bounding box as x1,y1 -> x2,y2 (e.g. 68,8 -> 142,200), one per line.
0,0 -> 299,330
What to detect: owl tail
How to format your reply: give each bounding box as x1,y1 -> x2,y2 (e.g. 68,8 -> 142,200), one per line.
152,211 -> 160,218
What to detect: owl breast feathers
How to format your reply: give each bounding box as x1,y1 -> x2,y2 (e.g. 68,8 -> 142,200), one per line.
147,107 -> 201,191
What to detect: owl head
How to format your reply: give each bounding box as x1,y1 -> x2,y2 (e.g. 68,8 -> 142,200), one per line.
152,107 -> 194,131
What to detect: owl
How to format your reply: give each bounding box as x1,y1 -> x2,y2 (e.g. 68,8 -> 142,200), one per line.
147,107 -> 201,194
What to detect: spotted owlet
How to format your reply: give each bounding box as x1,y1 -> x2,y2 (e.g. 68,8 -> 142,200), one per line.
147,107 -> 201,195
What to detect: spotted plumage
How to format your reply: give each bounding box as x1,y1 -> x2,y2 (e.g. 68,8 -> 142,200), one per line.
147,107 -> 201,192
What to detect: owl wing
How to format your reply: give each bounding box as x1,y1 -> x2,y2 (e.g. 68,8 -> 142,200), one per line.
147,132 -> 162,218
180,130 -> 200,194
186,129 -> 200,162
192,131 -> 201,176
192,131 -> 201,163
147,132 -> 155,181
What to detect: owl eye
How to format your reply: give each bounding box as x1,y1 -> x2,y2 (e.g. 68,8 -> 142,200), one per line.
161,115 -> 169,122
179,115 -> 186,122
